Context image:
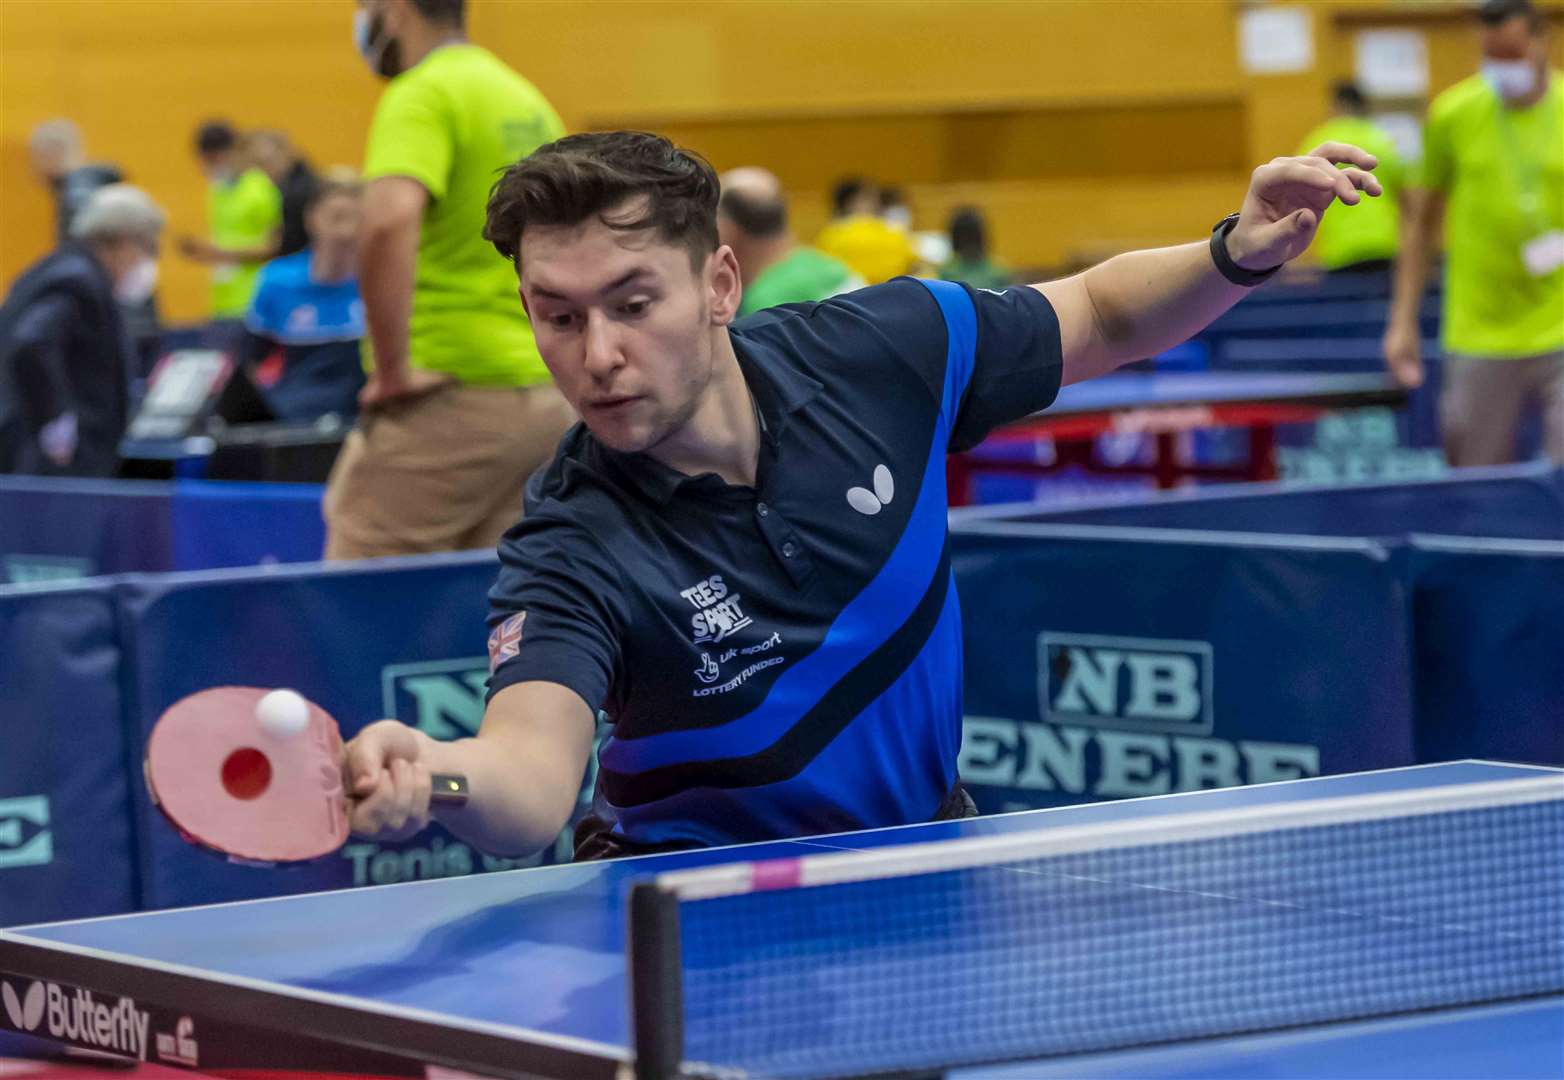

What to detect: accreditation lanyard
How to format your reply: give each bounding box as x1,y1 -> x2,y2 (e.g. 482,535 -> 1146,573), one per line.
1493,82 -> 1562,233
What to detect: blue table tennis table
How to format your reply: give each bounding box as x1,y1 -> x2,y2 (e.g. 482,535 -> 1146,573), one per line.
1,761 -> 1559,1079
946,370 -> 1409,502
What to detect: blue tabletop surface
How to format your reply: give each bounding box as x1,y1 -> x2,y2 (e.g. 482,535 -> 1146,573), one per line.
8,761 -> 1560,1077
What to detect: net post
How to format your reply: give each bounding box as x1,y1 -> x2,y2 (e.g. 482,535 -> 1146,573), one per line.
628,881 -> 683,1080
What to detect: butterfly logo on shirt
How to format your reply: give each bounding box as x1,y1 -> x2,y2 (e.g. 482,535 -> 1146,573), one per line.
847,464 -> 895,516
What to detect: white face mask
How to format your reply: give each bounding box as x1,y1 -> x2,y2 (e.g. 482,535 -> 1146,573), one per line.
1482,59 -> 1538,101
353,6 -> 399,77
352,8 -> 374,59
115,257 -> 159,304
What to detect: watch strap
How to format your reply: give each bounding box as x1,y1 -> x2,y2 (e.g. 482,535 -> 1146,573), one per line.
1210,213 -> 1282,287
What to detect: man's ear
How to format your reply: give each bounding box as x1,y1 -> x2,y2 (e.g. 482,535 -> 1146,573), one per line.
708,245 -> 742,326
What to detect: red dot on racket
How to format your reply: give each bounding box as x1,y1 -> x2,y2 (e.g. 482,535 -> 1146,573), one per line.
220,748 -> 272,800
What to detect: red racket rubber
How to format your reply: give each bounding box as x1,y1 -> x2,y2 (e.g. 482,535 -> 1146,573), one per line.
144,686 -> 467,867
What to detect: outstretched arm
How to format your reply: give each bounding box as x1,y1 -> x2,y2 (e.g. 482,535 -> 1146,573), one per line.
1035,142 -> 1382,386
343,680 -> 595,859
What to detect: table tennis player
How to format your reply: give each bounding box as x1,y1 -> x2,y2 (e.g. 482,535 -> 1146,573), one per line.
343,131 -> 1380,860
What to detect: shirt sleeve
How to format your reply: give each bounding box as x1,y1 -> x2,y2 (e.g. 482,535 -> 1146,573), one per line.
485,517 -> 629,715
363,77 -> 452,200
7,293 -> 77,424
244,264 -> 282,337
837,278 -> 1063,453
942,281 -> 1064,451
1415,97 -> 1454,192
241,171 -> 283,235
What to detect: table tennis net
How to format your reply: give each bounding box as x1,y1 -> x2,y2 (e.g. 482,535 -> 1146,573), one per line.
627,776 -> 1564,1080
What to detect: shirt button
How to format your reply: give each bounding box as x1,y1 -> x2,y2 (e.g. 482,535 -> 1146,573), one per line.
781,541 -> 796,558
757,502 -> 769,517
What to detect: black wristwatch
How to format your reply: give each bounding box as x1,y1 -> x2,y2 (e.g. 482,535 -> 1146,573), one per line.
1210,213 -> 1282,287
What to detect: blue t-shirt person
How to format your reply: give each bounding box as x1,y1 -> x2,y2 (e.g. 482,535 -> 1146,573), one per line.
244,250 -> 366,421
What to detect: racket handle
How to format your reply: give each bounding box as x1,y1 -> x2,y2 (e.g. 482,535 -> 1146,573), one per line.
430,773 -> 470,805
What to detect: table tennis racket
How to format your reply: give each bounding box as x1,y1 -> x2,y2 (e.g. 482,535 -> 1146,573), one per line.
144,686 -> 468,867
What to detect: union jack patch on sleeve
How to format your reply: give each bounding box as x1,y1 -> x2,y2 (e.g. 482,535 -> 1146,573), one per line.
487,612 -> 526,674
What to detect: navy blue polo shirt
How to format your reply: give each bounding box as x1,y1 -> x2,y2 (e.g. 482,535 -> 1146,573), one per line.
487,278 -> 1062,849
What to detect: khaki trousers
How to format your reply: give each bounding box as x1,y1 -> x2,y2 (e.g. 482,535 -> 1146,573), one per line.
324,382 -> 575,560
1440,351 -> 1564,467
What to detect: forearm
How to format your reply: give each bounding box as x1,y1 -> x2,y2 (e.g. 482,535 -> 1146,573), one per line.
358,221 -> 418,376
1056,241 -> 1250,384
1389,190 -> 1437,327
417,730 -> 578,857
417,682 -> 593,858
207,242 -> 277,264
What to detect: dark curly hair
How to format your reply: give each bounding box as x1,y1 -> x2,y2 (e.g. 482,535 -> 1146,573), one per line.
485,131 -> 720,272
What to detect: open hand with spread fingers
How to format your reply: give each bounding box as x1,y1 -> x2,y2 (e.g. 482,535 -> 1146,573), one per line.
1223,142 -> 1384,273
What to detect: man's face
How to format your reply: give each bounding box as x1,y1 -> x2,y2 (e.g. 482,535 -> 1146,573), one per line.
199,150 -> 235,183
355,0 -> 405,79
306,191 -> 362,249
519,205 -> 733,455
29,142 -> 69,183
1481,15 -> 1547,92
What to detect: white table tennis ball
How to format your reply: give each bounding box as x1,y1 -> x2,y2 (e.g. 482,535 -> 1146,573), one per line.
256,689 -> 311,739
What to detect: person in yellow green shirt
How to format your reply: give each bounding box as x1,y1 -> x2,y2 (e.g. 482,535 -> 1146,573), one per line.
1384,0 -> 1563,466
179,121 -> 282,319
1297,83 -> 1404,274
814,177 -> 920,285
325,0 -> 573,559
717,167 -> 861,317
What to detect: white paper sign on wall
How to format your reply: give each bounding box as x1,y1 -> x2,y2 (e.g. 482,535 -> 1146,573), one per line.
1239,7 -> 1314,75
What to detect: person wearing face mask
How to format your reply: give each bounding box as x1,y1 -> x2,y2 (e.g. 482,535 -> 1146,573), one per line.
27,119 -> 162,367
1383,0 -> 1563,465
0,185 -> 164,477
179,120 -> 283,320
323,0 -> 573,560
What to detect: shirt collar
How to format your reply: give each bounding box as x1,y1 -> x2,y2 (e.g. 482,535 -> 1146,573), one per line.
602,328 -> 822,506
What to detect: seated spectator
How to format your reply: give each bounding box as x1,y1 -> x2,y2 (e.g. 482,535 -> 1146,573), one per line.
940,206 -> 1013,291
243,173 -> 367,421
814,176 -> 919,284
0,185 -> 165,476
246,129 -> 320,259
718,167 -> 861,316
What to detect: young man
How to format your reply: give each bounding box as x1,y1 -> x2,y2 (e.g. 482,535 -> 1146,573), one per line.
323,0 -> 574,559
1383,0 -> 1563,464
344,131 -> 1379,859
